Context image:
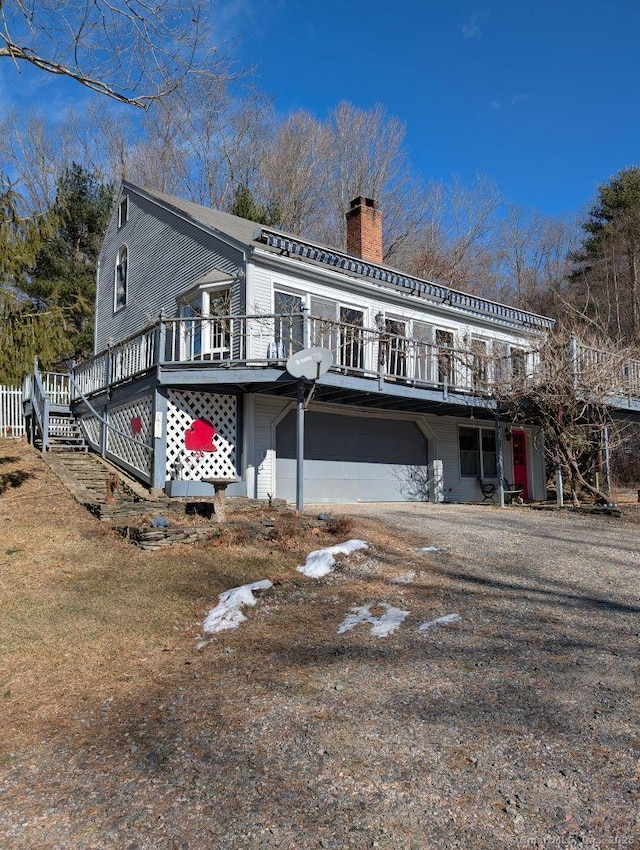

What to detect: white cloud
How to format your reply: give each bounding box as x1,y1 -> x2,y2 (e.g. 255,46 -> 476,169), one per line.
214,0 -> 286,45
462,11 -> 485,39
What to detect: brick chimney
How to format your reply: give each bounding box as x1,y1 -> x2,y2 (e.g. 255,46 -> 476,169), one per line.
346,196 -> 383,264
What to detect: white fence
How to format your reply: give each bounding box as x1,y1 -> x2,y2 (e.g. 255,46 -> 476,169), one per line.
0,385 -> 25,437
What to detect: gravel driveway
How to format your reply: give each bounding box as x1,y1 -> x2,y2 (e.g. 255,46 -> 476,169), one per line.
2,503 -> 639,849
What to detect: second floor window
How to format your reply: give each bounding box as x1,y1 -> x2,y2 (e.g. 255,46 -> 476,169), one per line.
274,291 -> 304,356
471,338 -> 489,390
511,347 -> 526,378
118,196 -> 128,228
115,246 -> 128,311
436,329 -> 454,384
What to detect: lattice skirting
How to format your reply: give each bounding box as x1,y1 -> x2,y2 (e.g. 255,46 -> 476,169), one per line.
79,413 -> 101,450
106,395 -> 154,477
166,390 -> 237,481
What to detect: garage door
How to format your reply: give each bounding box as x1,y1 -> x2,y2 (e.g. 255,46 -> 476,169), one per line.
275,410 -> 428,503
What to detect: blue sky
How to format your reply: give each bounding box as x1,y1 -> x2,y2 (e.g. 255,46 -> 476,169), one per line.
225,0 -> 640,218
3,0 -> 639,219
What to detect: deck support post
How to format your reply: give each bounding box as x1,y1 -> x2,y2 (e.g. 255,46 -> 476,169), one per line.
296,379 -> 305,513
151,389 -> 168,496
602,425 -> 611,500
495,412 -> 505,508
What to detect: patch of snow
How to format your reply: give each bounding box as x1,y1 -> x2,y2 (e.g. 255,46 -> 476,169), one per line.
202,579 -> 273,634
297,539 -> 369,578
389,571 -> 416,584
338,603 -> 409,638
417,613 -> 461,632
420,546 -> 440,552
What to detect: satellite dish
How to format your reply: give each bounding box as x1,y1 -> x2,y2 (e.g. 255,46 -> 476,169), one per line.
286,347 -> 333,380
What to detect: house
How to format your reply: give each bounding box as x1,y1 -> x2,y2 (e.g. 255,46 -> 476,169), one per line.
30,182 -> 559,504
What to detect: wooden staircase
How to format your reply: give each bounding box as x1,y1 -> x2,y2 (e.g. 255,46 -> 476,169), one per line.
45,410 -> 88,453
26,369 -> 162,521
44,451 -> 159,521
24,371 -> 89,454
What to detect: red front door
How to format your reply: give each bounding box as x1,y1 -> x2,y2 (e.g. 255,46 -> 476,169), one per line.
511,430 -> 528,500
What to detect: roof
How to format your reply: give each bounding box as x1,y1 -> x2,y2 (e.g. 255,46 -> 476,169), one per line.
125,181 -> 261,248
125,180 -> 555,332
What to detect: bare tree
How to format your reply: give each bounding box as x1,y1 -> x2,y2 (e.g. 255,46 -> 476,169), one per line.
0,0 -> 228,107
497,206 -> 577,315
0,109 -> 64,215
256,110 -> 329,234
402,175 -> 503,296
325,102 -> 418,253
497,326 -> 640,504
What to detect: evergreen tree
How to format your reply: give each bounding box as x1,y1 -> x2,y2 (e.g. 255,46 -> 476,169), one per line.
25,164 -> 114,362
0,296 -> 69,385
0,174 -> 66,384
571,167 -> 640,342
0,173 -> 42,287
229,183 -> 281,227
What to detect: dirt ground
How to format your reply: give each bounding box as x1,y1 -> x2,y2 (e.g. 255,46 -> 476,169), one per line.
0,439 -> 639,849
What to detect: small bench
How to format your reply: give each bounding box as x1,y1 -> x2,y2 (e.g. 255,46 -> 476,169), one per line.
478,478 -> 524,505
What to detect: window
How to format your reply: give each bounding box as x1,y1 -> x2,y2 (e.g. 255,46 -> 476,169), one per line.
412,320 -> 434,382
309,296 -> 339,353
183,296 -> 203,358
308,297 -> 367,370
114,245 -> 128,311
383,318 -> 406,378
459,425 -> 497,478
179,287 -> 231,360
511,347 -> 526,378
339,306 -> 364,370
471,338 -> 489,391
436,329 -> 454,384
274,290 -> 304,356
118,196 -> 128,228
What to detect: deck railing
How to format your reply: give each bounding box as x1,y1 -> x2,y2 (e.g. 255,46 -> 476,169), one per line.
574,339 -> 640,400
71,313 -> 525,398
65,316 -> 640,405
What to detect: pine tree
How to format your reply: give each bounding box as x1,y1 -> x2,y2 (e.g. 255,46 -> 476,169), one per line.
571,167 -> 640,342
229,183 -> 281,227
25,164 -> 114,362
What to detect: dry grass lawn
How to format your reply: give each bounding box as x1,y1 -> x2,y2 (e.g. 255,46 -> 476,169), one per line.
0,439 -> 409,748
1,438 -> 638,849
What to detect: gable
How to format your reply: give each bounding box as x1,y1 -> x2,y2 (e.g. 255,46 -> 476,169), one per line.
95,187 -> 246,351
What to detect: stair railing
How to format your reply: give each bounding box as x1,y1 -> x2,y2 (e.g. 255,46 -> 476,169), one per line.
67,373 -> 154,458
32,364 -> 50,452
